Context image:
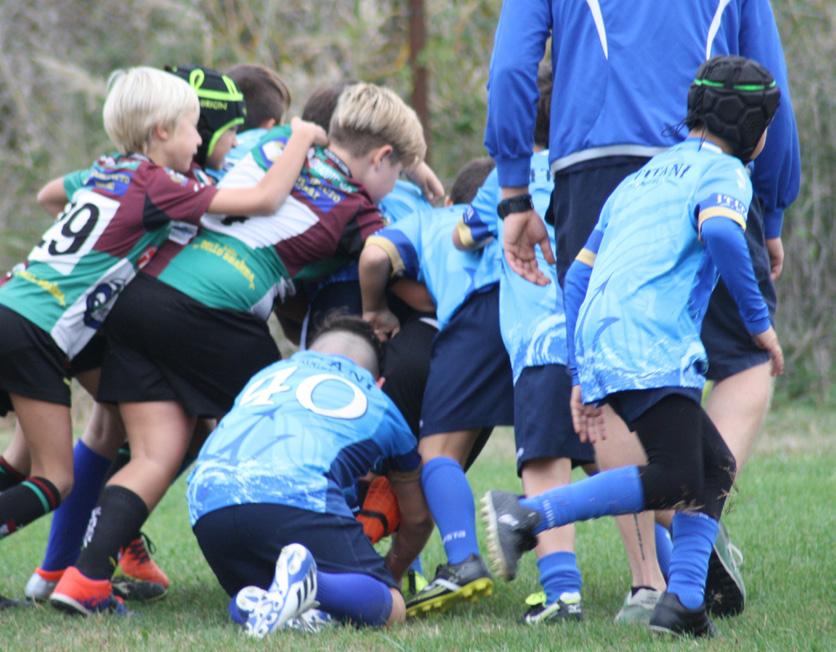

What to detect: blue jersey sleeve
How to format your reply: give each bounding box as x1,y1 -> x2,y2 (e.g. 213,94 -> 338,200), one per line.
694,156 -> 753,236
484,0 -> 552,188
379,180 -> 432,225
365,212 -> 423,280
701,218 -> 770,334
740,0 -> 801,239
564,208 -> 607,383
458,170 -> 500,248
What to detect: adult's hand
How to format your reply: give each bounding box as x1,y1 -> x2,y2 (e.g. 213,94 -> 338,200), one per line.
765,237 -> 784,280
503,209 -> 555,286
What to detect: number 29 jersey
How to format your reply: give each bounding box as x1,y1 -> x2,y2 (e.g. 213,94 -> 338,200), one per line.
187,350 -> 419,524
0,154 -> 216,358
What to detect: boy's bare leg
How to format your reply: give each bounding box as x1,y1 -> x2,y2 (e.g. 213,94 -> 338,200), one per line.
704,362 -> 772,471
2,423 -> 31,476
418,429 -> 479,467
109,401 -> 195,510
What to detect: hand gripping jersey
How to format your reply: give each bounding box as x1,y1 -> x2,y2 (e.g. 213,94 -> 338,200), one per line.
0,155 -> 216,357
458,151 -> 564,382
572,139 -> 753,401
186,350 -> 419,523
155,125 -> 385,318
366,205 -> 500,330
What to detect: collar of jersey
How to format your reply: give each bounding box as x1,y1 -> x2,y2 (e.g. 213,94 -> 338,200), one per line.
323,148 -> 352,178
683,137 -> 724,155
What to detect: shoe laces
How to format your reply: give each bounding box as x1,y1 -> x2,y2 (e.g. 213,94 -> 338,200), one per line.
125,532 -> 156,564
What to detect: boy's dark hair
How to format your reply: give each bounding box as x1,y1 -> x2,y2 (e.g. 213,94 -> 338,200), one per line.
301,80 -> 357,132
449,157 -> 496,205
166,65 -> 246,166
685,55 -> 780,163
534,61 -> 553,148
308,311 -> 384,373
226,64 -> 292,131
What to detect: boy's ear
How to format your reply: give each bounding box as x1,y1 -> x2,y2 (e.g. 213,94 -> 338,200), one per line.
371,144 -> 394,167
152,122 -> 171,142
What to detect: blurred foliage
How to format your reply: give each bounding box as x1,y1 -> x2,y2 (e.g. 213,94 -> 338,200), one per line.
0,0 -> 831,401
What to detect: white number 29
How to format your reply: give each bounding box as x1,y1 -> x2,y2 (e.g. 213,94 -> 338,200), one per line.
239,365 -> 368,420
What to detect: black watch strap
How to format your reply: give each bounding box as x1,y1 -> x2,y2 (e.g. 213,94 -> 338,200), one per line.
497,193 -> 534,219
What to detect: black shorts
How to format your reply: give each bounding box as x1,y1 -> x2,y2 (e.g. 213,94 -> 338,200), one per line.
420,285 -> 514,436
382,317 -> 437,437
606,386 -> 703,430
68,332 -> 108,377
193,503 -> 397,597
514,364 -> 594,475
701,197 -> 776,380
98,273 -> 279,418
0,305 -> 71,413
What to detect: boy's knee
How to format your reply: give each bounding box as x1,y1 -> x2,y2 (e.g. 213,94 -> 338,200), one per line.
641,463 -> 704,511
385,589 -> 406,626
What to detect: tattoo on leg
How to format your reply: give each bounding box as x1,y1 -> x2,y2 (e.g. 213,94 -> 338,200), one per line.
633,514 -> 646,561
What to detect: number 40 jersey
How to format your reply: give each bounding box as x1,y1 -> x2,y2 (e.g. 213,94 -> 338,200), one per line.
187,350 -> 420,524
0,154 -> 216,358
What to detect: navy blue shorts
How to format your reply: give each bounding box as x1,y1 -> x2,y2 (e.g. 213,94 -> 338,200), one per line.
547,156 -> 649,285
193,503 -> 397,597
605,386 -> 703,430
419,285 -> 514,437
514,364 -> 594,475
701,197 -> 776,380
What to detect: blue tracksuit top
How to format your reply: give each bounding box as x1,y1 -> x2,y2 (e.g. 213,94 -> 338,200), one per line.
484,0 -> 800,238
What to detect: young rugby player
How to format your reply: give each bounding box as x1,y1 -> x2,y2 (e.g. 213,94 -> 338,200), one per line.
452,82 -> 595,622
359,162 -> 509,617
49,82 -> 425,616
481,56 -> 783,638
0,65 -> 320,607
187,314 -> 432,636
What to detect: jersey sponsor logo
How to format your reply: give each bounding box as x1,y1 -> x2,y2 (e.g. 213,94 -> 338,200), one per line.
14,268 -> 66,305
712,193 -> 746,215
192,238 -> 257,289
83,278 -> 127,329
137,245 -> 158,269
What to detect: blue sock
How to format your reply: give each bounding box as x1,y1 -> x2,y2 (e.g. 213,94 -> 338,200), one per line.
667,512 -> 719,609
421,457 -> 479,564
41,441 -> 111,571
538,551 -> 582,604
316,571 -> 393,627
520,465 -> 645,534
655,523 -> 673,582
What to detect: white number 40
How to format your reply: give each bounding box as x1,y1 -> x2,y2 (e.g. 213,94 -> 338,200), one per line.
239,365 -> 368,419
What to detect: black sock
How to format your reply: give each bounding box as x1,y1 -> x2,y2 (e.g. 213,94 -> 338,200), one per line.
76,485 -> 149,580
104,446 -> 132,482
0,456 -> 26,491
0,476 -> 61,538
631,585 -> 657,596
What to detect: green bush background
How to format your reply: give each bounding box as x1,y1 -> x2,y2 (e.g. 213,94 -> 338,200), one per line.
0,0 -> 831,402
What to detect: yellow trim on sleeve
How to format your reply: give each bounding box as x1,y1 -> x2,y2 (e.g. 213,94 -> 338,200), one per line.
365,235 -> 405,277
575,248 -> 596,267
455,220 -> 476,249
698,206 -> 746,231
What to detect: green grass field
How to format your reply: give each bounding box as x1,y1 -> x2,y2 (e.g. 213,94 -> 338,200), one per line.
1,404 -> 833,651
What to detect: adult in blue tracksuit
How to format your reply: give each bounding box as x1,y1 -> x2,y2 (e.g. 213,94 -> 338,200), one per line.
484,0 -> 800,620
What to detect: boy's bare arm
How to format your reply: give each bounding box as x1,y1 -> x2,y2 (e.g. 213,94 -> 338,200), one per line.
384,468 -> 433,583
359,243 -> 400,340
389,278 -> 435,314
37,177 -> 69,218
207,117 -> 327,216
407,161 -> 444,203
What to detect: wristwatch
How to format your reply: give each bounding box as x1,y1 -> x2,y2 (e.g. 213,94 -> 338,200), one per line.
497,193 -> 534,219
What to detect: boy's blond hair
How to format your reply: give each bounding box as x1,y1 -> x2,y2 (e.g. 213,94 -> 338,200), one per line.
103,66 -> 200,154
329,83 -> 426,170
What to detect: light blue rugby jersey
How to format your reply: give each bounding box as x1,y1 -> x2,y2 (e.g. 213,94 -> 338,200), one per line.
458,150 -> 564,382
186,350 -> 419,524
574,139 -> 753,401
366,205 -> 500,330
